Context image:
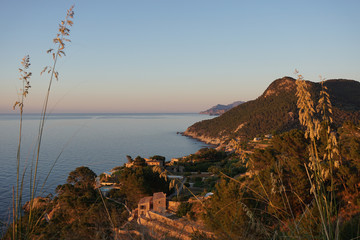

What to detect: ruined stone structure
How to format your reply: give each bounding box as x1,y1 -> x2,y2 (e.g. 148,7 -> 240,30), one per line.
138,192 -> 167,216
138,196 -> 152,216
153,192 -> 166,213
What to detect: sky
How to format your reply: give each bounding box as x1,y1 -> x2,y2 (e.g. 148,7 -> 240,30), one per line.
1,0 -> 359,113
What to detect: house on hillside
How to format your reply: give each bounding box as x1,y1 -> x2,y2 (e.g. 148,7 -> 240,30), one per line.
125,158 -> 165,168
153,192 -> 167,213
138,192 -> 167,216
165,165 -> 185,173
145,158 -> 165,167
169,158 -> 179,165
138,196 -> 153,216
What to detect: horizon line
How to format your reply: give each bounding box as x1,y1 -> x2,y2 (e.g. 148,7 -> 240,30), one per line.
0,112 -> 202,115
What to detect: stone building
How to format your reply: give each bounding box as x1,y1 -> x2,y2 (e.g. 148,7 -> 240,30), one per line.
153,192 -> 166,213
138,192 -> 167,216
138,196 -> 153,216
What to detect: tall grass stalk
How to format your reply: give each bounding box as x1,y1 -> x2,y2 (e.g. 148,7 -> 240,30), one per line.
295,70 -> 339,239
11,6 -> 74,239
27,7 -> 74,236
12,55 -> 32,239
212,72 -> 341,238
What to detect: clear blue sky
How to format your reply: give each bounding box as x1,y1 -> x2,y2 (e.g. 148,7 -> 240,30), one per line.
1,0 -> 359,113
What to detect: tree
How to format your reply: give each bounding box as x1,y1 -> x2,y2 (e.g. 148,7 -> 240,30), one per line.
67,166 -> 97,188
150,155 -> 165,161
133,156 -> 146,167
126,155 -> 133,163
117,166 -> 170,208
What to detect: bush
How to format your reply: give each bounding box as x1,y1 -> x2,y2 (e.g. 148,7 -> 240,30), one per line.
176,202 -> 193,217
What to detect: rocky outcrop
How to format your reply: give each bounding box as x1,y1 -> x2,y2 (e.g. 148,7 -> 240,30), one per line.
183,130 -> 223,145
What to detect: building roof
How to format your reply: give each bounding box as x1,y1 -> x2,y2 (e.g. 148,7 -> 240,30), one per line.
153,192 -> 166,200
138,196 -> 152,205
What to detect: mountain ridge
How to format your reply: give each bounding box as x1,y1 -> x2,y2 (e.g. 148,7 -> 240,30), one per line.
185,77 -> 360,145
200,101 -> 245,115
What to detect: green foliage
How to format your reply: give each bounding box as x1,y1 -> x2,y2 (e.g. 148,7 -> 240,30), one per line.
339,214 -> 360,239
203,123 -> 360,238
126,155 -> 133,163
6,166 -> 127,239
336,122 -> 360,195
187,78 -> 360,140
67,166 -> 97,188
116,166 -> 170,208
176,202 -> 193,217
133,156 -> 146,167
179,148 -> 230,172
249,129 -> 312,216
149,155 -> 166,161
171,195 -> 189,202
182,148 -> 227,163
203,178 -> 268,239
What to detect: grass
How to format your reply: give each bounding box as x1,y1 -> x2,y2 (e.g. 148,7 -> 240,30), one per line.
4,5 -> 358,238
295,71 -> 339,239
194,71 -> 359,239
9,6 -> 75,240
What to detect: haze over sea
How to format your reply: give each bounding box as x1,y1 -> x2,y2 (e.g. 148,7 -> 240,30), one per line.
0,113 -> 213,220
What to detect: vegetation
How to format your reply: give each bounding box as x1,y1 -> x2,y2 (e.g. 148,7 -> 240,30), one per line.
149,155 -> 166,161
200,74 -> 360,239
112,165 -> 171,208
186,77 -> 360,141
203,123 -> 360,238
67,166 -> 97,188
176,202 -> 193,217
4,162 -> 173,239
5,166 -> 127,239
175,148 -> 246,183
5,4 -> 360,238
132,156 -> 146,167
8,6 -> 75,240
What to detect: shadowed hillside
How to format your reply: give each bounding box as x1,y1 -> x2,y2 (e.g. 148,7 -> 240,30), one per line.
184,77 -> 360,144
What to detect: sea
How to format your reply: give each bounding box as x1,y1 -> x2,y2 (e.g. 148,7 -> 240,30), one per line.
0,113 -> 213,222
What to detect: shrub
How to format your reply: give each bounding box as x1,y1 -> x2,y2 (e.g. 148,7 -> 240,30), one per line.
176,202 -> 193,217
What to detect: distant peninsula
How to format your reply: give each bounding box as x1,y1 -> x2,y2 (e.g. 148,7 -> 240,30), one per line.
200,101 -> 245,115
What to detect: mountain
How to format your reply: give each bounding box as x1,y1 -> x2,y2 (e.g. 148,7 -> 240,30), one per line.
200,101 -> 245,115
185,77 -> 360,145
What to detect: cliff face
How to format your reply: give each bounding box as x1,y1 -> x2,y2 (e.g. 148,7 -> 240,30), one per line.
184,77 -> 360,145
183,130 -> 223,145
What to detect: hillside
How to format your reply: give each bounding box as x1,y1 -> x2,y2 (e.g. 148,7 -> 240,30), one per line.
184,77 -> 360,144
200,101 -> 245,115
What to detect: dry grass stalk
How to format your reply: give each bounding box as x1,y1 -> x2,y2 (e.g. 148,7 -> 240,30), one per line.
12,55 -> 32,239
28,6 -> 75,234
295,70 -> 340,240
10,6 -> 74,240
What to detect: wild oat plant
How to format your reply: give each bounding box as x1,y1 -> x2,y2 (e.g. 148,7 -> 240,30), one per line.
295,70 -> 339,239
207,72 -> 345,239
9,6 -> 74,240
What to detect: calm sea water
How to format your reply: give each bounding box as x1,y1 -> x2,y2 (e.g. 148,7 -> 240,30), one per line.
0,113 -> 213,221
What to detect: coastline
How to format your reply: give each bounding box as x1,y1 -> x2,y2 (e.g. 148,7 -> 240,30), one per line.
181,130 -> 222,146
